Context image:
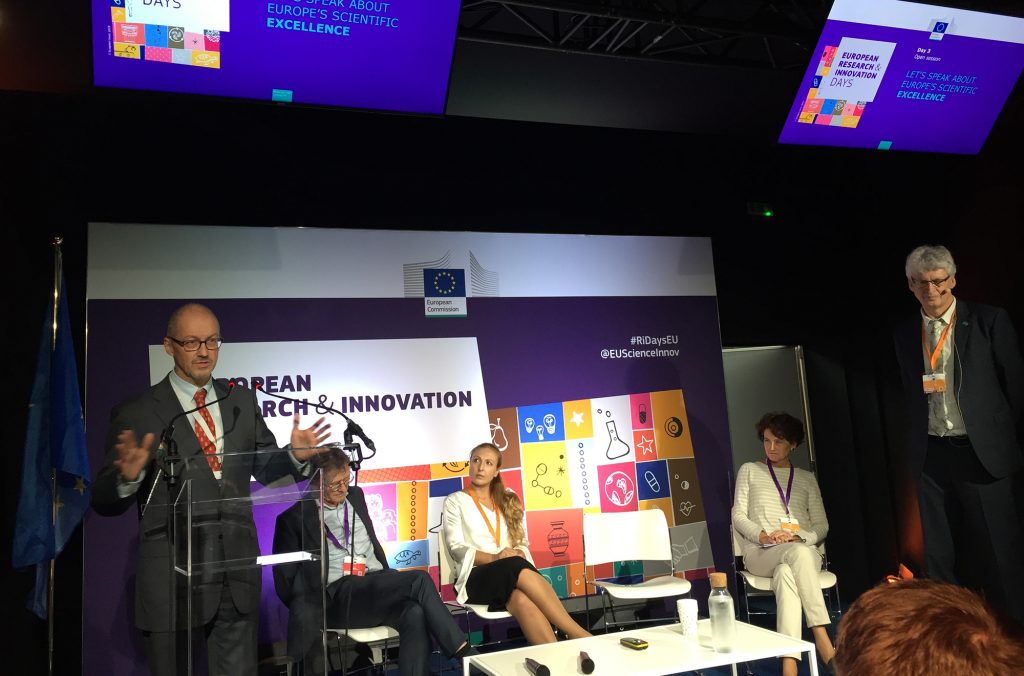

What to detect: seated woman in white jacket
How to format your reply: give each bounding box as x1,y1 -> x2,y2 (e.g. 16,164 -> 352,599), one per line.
442,442 -> 591,644
732,412 -> 836,676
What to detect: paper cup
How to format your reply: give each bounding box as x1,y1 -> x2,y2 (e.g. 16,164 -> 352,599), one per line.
677,598 -> 698,636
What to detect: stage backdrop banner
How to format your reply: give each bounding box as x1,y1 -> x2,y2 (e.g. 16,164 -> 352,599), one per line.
148,337 -> 490,466
83,224 -> 731,676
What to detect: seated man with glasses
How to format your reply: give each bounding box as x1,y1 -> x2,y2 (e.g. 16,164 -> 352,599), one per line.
273,449 -> 477,675
894,245 -> 1024,624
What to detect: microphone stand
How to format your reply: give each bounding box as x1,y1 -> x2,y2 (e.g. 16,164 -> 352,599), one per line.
340,433 -> 365,676
143,382 -> 237,516
253,386 -> 377,462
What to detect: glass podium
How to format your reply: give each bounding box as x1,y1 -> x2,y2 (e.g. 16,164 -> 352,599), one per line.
160,446 -> 332,675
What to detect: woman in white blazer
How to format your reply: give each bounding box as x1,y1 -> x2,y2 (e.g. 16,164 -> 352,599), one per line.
442,442 -> 591,644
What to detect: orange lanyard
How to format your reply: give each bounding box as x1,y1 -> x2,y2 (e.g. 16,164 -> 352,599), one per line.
921,312 -> 955,371
466,490 -> 501,546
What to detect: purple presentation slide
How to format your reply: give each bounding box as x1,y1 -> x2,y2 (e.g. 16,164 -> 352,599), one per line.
91,0 -> 461,114
778,0 -> 1024,154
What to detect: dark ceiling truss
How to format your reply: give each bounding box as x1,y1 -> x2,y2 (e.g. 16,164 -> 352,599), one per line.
458,0 -> 831,70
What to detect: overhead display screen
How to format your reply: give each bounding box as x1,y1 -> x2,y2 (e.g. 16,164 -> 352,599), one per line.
778,0 -> 1024,154
92,0 -> 461,114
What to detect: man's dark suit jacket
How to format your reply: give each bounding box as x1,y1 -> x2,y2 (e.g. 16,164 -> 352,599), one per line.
894,299 -> 1024,479
272,485 -> 390,662
91,376 -> 301,632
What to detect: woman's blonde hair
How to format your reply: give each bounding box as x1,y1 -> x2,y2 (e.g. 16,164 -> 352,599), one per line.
470,442 -> 525,547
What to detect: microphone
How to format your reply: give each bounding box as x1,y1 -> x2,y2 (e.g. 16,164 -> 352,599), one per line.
525,658 -> 550,676
142,380 -> 235,514
341,416 -> 376,453
161,380 -> 235,436
155,380 -> 235,483
579,651 -> 595,674
254,385 -> 377,458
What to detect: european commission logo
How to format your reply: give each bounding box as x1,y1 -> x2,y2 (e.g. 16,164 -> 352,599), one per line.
423,269 -> 467,318
929,18 -> 952,41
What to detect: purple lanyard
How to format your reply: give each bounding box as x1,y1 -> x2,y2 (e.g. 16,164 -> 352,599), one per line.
767,463 -> 795,516
325,502 -> 350,550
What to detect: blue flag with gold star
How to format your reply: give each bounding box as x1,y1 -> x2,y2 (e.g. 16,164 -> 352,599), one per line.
13,277 -> 90,619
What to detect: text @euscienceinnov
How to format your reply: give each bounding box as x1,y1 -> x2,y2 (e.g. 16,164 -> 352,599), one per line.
601,335 -> 680,359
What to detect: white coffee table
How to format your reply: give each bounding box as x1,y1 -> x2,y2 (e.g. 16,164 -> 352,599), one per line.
464,619 -> 818,676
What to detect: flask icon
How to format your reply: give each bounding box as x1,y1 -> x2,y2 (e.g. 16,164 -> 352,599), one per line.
605,420 -> 630,459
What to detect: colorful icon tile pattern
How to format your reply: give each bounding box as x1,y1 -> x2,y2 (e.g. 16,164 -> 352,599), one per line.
110,5 -> 221,69
356,389 -> 713,599
797,45 -> 867,128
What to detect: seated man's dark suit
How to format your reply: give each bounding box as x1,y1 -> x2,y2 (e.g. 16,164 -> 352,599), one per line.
273,485 -> 466,676
91,377 -> 302,675
894,299 -> 1024,622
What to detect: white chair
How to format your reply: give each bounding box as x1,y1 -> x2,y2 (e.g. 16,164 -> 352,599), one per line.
324,626 -> 400,676
437,529 -> 514,627
730,527 -> 841,625
582,509 -> 692,632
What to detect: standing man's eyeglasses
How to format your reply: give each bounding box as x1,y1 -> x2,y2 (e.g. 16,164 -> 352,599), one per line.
910,275 -> 951,290
166,336 -> 223,351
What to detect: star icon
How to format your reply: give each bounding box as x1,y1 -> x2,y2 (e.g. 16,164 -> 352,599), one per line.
570,410 -> 585,427
74,477 -> 87,495
635,434 -> 654,456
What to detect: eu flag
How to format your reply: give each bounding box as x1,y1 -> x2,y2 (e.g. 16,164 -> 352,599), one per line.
12,277 -> 90,619
423,268 -> 466,298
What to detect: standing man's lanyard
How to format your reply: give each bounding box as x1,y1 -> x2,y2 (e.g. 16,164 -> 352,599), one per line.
921,313 -> 954,372
920,312 -> 955,394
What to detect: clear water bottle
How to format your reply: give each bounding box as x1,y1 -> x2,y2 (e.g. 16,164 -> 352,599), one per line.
708,572 -> 736,652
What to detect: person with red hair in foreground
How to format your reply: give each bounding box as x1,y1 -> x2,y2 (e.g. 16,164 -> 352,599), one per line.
834,579 -> 1024,676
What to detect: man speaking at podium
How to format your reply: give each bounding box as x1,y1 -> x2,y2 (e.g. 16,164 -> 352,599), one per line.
91,303 -> 331,676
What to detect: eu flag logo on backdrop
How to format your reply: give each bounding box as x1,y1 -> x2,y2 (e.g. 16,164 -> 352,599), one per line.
423,269 -> 468,318
12,278 -> 90,619
423,269 -> 466,298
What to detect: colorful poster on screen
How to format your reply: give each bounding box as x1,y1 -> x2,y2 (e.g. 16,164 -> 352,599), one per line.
778,0 -> 1024,154
92,0 -> 460,112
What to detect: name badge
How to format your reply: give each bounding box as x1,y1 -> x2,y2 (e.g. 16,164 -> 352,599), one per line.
922,373 -> 947,393
342,556 -> 367,577
780,516 -> 800,534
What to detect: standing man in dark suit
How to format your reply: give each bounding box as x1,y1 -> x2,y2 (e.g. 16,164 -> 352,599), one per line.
91,303 -> 331,676
894,245 -> 1024,622
273,450 -> 475,676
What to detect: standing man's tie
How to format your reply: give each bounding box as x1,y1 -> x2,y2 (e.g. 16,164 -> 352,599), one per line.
928,318 -> 944,352
193,388 -> 221,474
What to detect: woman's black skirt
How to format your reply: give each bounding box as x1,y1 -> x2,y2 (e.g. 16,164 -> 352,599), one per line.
465,556 -> 538,612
